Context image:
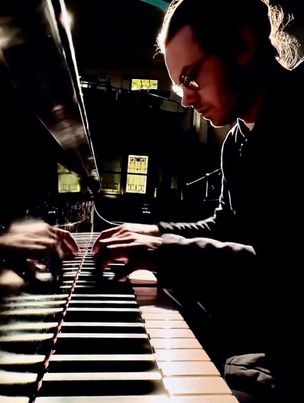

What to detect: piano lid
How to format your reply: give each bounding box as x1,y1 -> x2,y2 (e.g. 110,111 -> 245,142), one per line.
0,0 -> 100,188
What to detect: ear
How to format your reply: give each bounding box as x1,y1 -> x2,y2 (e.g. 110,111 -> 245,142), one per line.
236,25 -> 257,66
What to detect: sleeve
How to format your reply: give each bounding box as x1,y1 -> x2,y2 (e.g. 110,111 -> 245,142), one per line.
154,233 -> 256,298
157,131 -> 236,241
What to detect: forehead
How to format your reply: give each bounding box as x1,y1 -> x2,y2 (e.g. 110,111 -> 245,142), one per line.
164,25 -> 205,82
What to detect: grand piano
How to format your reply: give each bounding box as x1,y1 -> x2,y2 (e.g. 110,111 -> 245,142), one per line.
0,1 -> 238,401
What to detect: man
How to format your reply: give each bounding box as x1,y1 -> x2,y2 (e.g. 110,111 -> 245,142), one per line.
93,1 -> 303,401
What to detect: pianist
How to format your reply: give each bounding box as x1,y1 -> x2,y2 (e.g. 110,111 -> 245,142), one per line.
93,0 -> 304,402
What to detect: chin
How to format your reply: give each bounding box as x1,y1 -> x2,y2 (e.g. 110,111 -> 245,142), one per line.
204,111 -> 235,128
203,115 -> 225,128
209,120 -> 226,128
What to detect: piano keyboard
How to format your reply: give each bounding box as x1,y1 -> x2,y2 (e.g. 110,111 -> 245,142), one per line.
0,232 -> 238,402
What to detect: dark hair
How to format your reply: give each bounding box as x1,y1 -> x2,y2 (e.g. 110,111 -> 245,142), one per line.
157,0 -> 302,69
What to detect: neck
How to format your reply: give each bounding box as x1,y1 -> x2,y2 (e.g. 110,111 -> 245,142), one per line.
239,58 -> 284,124
240,92 -> 264,124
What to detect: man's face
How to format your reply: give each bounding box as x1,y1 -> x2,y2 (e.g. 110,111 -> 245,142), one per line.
165,25 -> 242,127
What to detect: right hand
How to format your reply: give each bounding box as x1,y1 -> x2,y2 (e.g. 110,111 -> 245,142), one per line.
92,229 -> 163,277
92,223 -> 160,255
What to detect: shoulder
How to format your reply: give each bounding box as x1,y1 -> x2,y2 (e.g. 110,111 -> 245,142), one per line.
292,59 -> 304,76
282,61 -> 304,95
262,63 -> 304,122
292,61 -> 304,91
222,123 -> 239,149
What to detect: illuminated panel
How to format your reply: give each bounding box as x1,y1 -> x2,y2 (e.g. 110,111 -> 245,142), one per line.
58,163 -> 80,193
127,155 -> 148,174
126,174 -> 147,194
126,155 -> 149,194
131,79 -> 158,91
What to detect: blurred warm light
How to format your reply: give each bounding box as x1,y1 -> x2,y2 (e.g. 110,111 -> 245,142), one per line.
0,25 -> 11,49
60,9 -> 74,30
0,269 -> 24,289
172,84 -> 183,98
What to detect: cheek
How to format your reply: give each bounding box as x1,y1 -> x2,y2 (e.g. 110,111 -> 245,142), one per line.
199,79 -> 239,126
204,71 -> 237,111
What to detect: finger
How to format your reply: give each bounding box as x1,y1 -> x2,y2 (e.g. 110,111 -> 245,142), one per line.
92,241 -> 101,255
97,235 -> 135,247
92,231 -> 119,254
32,232 -> 58,242
105,243 -> 137,260
92,225 -> 126,249
92,238 -> 127,254
115,231 -> 134,239
60,239 -> 79,257
34,235 -> 58,245
10,223 -> 57,239
52,228 -> 69,240
19,243 -> 48,251
54,229 -> 79,255
62,236 -> 80,254
99,226 -> 123,239
93,243 -> 113,271
17,236 -> 57,248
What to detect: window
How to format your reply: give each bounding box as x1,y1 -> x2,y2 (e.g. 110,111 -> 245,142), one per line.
131,79 -> 158,91
58,163 -> 81,193
126,155 -> 148,194
101,158 -> 122,194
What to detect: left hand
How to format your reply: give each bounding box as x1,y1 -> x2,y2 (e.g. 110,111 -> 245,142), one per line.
2,220 -> 58,251
53,227 -> 80,258
2,220 -> 79,258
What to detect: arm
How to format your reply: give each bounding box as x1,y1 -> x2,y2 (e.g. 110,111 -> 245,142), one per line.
93,129 -> 239,254
92,169 -> 234,255
157,174 -> 235,239
93,229 -> 256,288
158,128 -> 240,240
156,233 -> 255,286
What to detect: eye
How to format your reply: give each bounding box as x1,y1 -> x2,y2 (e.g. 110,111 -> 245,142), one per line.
181,73 -> 199,90
182,73 -> 192,85
186,78 -> 199,89
181,69 -> 200,90
181,55 -> 208,90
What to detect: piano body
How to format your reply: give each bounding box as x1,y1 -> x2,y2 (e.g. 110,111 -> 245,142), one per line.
0,1 -> 238,402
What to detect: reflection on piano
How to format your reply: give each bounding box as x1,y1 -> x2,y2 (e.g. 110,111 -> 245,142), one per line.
1,233 -> 238,402
0,0 -> 99,188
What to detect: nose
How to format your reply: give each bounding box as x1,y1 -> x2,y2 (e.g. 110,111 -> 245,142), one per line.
181,87 -> 198,108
